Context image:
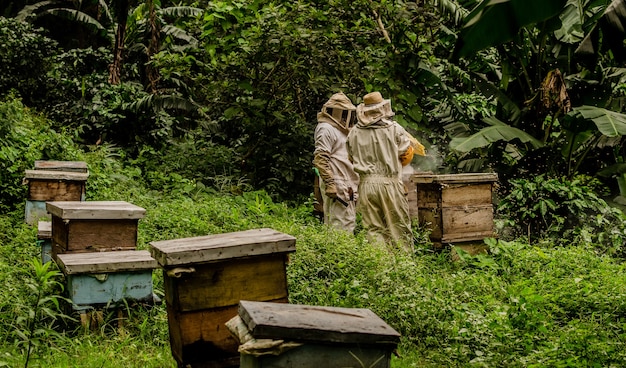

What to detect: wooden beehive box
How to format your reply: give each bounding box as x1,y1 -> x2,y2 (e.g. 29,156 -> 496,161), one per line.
46,201 -> 145,257
237,300 -> 401,368
24,167 -> 89,225
37,221 -> 52,264
412,173 -> 498,247
149,228 -> 296,368
402,166 -> 418,219
56,250 -> 158,308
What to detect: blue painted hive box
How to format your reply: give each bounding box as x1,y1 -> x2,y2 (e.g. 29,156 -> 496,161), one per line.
37,221 -> 52,264
56,250 -> 158,308
235,300 -> 401,368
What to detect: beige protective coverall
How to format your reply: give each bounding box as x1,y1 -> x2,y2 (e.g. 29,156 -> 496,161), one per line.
347,92 -> 415,251
313,93 -> 359,232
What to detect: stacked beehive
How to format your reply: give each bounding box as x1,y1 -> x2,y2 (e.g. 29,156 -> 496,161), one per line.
149,228 -> 296,368
24,160 -> 88,225
24,161 -> 89,263
25,161 -> 158,326
411,172 -> 498,255
46,200 -> 158,325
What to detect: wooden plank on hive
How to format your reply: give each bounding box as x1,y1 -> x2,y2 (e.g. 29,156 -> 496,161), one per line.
440,183 -> 493,207
238,300 -> 401,345
412,172 -> 498,184
57,250 -> 158,274
65,219 -> 138,252
46,201 -> 146,220
150,228 -> 296,266
34,160 -> 88,172
24,169 -> 89,181
37,221 -> 52,239
441,205 -> 494,237
28,181 -> 84,201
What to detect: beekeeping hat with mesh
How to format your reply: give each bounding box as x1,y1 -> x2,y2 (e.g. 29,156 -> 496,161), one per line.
356,91 -> 394,126
317,92 -> 357,132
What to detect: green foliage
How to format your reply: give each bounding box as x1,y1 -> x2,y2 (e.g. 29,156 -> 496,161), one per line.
0,17 -> 58,106
15,0 -> 112,49
497,174 -> 626,255
14,258 -> 72,367
0,98 -> 84,212
1,144 -> 626,366
452,0 -> 568,59
131,139 -> 242,195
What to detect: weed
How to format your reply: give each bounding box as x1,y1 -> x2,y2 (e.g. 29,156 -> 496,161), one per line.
13,258 -> 73,367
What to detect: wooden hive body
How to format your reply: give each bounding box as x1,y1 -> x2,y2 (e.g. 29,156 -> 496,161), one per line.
149,228 -> 296,368
57,250 -> 158,308
46,201 -> 146,258
24,161 -> 88,225
412,173 -> 498,249
237,300 -> 400,368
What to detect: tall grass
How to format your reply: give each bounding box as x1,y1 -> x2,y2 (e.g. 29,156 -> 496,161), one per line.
2,167 -> 626,367
1,98 -> 625,366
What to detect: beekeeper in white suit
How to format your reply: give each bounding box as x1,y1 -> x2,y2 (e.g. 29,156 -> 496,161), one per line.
313,92 -> 360,232
347,91 -> 425,251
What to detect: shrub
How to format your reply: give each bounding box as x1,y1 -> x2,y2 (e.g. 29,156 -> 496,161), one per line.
0,17 -> 58,107
497,174 -> 626,256
0,98 -> 84,212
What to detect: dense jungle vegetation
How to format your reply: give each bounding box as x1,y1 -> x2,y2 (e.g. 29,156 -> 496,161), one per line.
2,0 -> 626,366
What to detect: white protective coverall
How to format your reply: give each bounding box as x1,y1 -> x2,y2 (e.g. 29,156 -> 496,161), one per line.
347,92 -> 417,251
313,93 -> 359,232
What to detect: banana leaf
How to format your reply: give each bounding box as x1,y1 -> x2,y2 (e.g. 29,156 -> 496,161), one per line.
576,0 -> 626,62
453,0 -> 567,59
449,116 -> 543,152
571,105 -> 626,137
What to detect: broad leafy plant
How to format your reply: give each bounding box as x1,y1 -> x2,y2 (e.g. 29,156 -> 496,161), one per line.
445,0 -> 626,188
497,174 -> 626,255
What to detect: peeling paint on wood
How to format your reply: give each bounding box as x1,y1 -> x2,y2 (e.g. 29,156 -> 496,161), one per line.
237,301 -> 400,368
58,250 -> 158,307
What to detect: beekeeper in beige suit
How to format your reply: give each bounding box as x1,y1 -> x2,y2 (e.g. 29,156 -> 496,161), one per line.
347,91 -> 425,251
313,92 -> 360,232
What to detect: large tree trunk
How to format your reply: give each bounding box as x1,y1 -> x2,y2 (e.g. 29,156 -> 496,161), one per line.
146,0 -> 161,93
108,0 -> 131,85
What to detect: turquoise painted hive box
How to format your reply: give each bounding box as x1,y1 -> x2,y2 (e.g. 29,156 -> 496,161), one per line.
37,221 -> 52,264
56,250 -> 158,308
235,300 -> 401,368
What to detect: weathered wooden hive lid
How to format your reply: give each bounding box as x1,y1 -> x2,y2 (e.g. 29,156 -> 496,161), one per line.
24,169 -> 89,182
37,221 -> 52,239
57,250 -> 158,275
149,228 -> 296,267
34,160 -> 88,173
46,201 -> 146,220
238,300 -> 401,346
411,172 -> 498,184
